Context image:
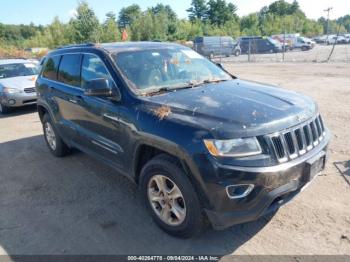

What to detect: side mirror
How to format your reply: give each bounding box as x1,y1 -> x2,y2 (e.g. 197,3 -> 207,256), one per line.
83,78 -> 121,101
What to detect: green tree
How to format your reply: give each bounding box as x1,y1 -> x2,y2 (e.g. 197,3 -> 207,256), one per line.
240,13 -> 261,35
268,0 -> 293,16
302,19 -> 323,36
118,4 -> 141,29
187,0 -> 208,22
101,12 -> 120,42
48,17 -> 71,47
149,4 -> 178,39
70,1 -> 101,43
150,4 -> 177,21
206,0 -> 237,26
338,15 -> 350,32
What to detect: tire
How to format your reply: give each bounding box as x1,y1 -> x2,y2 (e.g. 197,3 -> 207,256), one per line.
209,52 -> 214,59
140,154 -> 207,238
0,103 -> 10,114
234,50 -> 241,56
42,114 -> 70,157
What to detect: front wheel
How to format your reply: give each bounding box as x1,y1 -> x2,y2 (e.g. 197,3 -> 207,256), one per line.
140,154 -> 207,238
0,103 -> 10,114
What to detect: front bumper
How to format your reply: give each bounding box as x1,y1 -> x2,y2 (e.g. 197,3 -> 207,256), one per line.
203,130 -> 330,230
0,92 -> 37,107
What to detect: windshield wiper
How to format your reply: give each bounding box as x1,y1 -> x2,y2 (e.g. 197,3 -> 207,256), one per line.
203,79 -> 229,84
142,84 -> 195,96
190,79 -> 229,87
143,87 -> 173,96
141,79 -> 229,96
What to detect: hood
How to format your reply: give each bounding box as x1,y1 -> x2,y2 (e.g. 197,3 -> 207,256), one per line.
141,79 -> 317,138
0,75 -> 37,90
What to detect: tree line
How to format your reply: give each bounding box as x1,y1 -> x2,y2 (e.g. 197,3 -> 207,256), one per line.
0,0 -> 349,50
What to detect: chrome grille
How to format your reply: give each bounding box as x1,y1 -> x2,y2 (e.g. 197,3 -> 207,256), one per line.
24,87 -> 36,93
267,115 -> 326,163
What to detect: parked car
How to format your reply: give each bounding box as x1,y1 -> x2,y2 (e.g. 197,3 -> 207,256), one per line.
326,36 -> 337,45
0,59 -> 39,113
292,37 -> 313,51
194,36 -> 240,58
36,42 -> 329,238
344,34 -> 350,43
312,35 -> 327,44
239,36 -> 283,54
327,35 -> 347,45
272,34 -> 313,51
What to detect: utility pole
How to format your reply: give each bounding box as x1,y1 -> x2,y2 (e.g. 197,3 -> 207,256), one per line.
324,7 -> 333,43
283,17 -> 286,62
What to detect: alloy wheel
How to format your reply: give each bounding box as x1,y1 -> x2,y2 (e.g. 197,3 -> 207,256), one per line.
44,122 -> 57,150
147,175 -> 186,226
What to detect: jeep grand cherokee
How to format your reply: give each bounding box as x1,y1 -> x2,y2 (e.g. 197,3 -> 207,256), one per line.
35,42 -> 329,238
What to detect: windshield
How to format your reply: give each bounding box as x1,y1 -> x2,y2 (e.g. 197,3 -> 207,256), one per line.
0,63 -> 39,79
268,37 -> 281,46
113,48 -> 231,95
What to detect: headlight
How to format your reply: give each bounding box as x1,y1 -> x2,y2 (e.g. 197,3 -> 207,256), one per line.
3,87 -> 22,94
204,137 -> 262,157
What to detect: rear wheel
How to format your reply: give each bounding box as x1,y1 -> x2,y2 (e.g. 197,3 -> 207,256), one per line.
42,114 -> 70,157
0,103 -> 10,114
234,50 -> 241,56
140,154 -> 207,238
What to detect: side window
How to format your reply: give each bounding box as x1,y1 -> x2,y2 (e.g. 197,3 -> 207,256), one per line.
42,56 -> 61,80
81,54 -> 113,88
58,54 -> 82,87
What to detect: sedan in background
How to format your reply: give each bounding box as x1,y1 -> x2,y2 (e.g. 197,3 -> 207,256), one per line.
0,59 -> 39,113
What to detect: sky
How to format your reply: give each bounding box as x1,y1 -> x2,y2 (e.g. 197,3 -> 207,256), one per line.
0,0 -> 348,25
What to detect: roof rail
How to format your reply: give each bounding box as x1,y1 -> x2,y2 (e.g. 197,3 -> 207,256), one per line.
57,43 -> 95,50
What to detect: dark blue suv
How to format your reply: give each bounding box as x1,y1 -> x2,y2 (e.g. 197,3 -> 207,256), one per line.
36,42 -> 329,238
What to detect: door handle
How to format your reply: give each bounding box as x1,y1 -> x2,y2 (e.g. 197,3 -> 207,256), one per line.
68,98 -> 78,104
69,95 -> 83,104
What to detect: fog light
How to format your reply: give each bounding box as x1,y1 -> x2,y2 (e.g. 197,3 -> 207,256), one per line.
8,99 -> 16,105
226,184 -> 254,199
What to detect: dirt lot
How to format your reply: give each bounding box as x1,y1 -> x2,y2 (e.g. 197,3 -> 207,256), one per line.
214,44 -> 350,63
0,62 -> 349,256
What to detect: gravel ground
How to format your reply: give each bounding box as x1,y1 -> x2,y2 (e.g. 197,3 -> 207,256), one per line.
213,44 -> 350,63
0,61 -> 349,256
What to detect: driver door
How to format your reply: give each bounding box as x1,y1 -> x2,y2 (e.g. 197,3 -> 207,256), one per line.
74,53 -> 125,170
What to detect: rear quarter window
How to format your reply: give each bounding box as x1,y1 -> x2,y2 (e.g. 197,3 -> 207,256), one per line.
42,56 -> 61,80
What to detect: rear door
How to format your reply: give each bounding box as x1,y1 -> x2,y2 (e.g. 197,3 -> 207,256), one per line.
53,53 -> 85,143
39,54 -> 83,143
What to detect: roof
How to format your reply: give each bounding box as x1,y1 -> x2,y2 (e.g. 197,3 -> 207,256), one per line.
55,42 -> 186,54
101,42 -> 185,53
0,59 -> 31,65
